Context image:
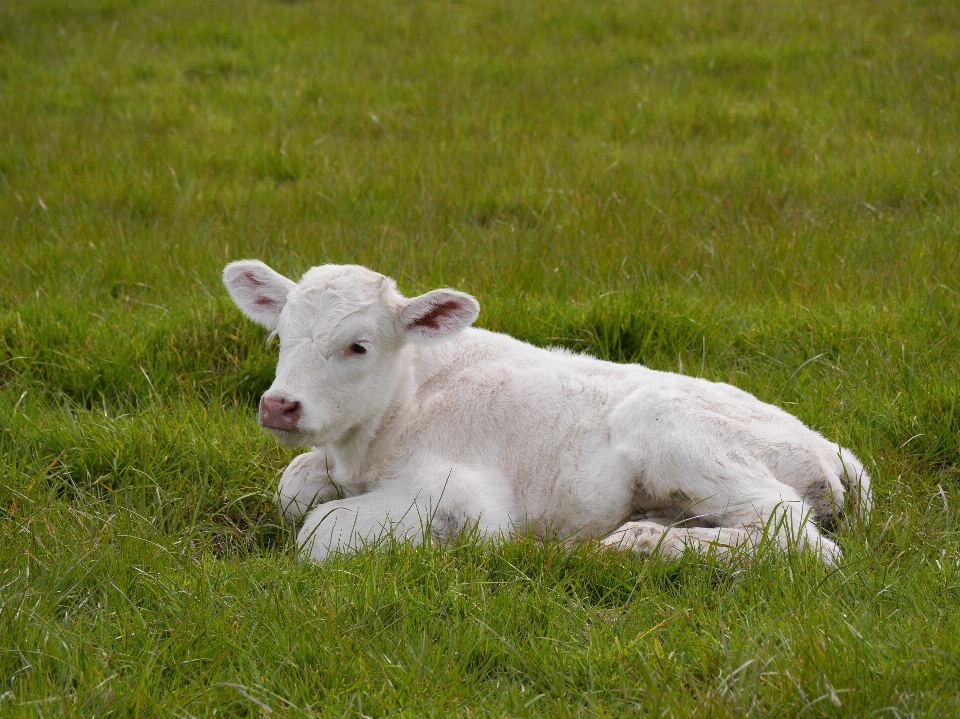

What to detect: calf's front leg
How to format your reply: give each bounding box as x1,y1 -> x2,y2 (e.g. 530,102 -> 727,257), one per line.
296,490 -> 434,562
275,449 -> 356,522
295,461 -> 516,562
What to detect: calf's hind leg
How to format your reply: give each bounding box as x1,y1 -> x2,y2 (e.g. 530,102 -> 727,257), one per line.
602,479 -> 840,563
608,386 -> 843,563
602,521 -> 749,560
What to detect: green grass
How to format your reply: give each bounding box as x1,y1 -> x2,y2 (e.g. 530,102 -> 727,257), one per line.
1,0 -> 959,715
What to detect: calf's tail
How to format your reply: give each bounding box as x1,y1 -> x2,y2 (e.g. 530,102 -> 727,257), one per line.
838,447 -> 871,523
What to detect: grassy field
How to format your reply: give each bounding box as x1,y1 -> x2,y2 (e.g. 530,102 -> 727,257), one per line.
2,0 -> 959,715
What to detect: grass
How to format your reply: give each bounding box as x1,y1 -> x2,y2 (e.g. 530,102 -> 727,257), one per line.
1,0 -> 959,715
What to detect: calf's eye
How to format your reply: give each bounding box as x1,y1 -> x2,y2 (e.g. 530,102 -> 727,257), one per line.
350,343 -> 367,355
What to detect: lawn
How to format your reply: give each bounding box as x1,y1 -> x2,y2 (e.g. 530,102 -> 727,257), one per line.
1,0 -> 959,715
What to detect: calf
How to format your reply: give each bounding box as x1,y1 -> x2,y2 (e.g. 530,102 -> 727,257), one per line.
224,261 -> 870,563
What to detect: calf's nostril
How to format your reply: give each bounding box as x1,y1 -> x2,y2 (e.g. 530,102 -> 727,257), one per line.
283,402 -> 301,417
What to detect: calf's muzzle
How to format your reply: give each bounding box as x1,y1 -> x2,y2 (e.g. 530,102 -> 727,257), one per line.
259,394 -> 302,430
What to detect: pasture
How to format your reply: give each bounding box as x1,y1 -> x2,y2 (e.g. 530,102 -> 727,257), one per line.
1,0 -> 959,715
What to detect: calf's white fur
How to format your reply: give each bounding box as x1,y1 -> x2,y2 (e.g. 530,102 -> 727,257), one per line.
224,261 -> 870,564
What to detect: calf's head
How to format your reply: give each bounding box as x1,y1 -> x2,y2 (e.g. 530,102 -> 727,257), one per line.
223,260 -> 479,447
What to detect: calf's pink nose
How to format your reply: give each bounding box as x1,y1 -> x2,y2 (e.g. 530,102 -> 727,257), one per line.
259,395 -> 302,430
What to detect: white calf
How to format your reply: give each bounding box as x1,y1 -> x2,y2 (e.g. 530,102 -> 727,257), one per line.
223,261 -> 870,564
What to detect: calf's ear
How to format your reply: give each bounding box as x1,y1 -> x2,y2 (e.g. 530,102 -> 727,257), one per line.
400,289 -> 480,343
223,260 -> 297,331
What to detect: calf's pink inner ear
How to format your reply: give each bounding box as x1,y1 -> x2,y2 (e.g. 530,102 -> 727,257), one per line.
222,260 -> 296,330
411,301 -> 464,330
403,290 -> 480,342
251,275 -> 281,308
